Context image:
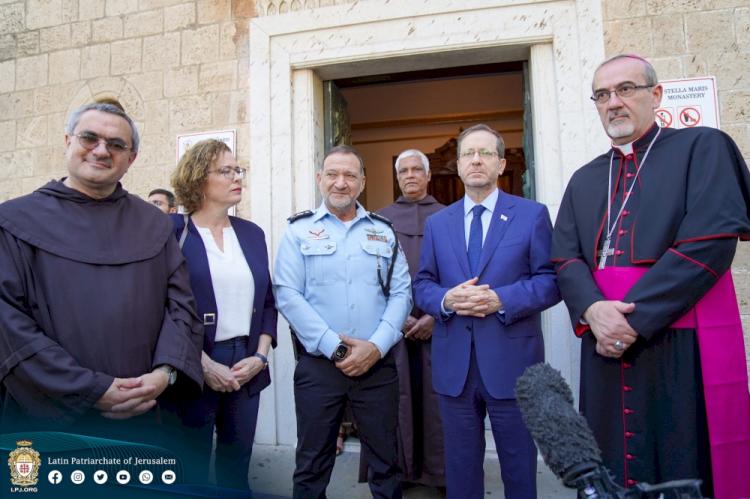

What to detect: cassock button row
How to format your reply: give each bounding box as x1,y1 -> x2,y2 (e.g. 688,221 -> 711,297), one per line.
618,229 -> 627,236
623,385 -> 633,392
626,172 -> 635,178
615,250 -> 624,256
623,362 -> 633,369
624,408 -> 635,415
627,479 -> 638,486
625,431 -> 635,438
622,210 -> 630,216
626,453 -> 636,461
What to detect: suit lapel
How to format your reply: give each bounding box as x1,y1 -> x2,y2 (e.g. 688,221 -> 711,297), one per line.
231,218 -> 263,299
476,191 -> 515,277
447,202 -> 472,279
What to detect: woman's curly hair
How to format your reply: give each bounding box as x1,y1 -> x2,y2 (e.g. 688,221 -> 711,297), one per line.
171,139 -> 232,213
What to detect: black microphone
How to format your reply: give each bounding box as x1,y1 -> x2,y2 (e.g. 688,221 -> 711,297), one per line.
514,362 -> 606,487
515,363 -> 705,499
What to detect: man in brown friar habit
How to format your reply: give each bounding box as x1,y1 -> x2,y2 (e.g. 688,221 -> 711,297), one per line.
370,149 -> 446,489
551,54 -> 750,498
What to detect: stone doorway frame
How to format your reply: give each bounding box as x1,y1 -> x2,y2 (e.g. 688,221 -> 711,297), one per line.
249,0 -> 607,446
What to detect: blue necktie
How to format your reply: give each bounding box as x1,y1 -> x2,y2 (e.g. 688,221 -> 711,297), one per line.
468,204 -> 485,276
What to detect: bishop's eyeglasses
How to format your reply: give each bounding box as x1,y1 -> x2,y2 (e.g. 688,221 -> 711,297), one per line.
591,83 -> 654,104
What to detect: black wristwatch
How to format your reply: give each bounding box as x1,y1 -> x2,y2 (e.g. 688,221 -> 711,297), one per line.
332,343 -> 349,362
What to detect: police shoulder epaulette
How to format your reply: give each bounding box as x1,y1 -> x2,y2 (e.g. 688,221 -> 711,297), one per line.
287,210 -> 314,223
368,212 -> 393,226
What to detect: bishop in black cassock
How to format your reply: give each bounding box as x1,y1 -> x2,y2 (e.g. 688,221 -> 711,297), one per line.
552,55 -> 750,498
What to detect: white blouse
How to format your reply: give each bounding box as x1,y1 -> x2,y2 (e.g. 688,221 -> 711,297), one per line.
196,226 -> 255,342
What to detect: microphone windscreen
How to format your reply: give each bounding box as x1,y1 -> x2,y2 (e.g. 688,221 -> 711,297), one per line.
515,363 -> 602,478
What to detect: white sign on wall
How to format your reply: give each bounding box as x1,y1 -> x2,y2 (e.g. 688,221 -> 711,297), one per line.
176,129 -> 236,162
655,77 -> 719,130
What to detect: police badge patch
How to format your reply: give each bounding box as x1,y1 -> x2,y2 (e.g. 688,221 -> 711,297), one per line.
8,440 -> 41,487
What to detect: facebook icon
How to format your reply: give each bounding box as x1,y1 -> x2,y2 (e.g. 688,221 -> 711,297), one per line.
48,470 -> 62,484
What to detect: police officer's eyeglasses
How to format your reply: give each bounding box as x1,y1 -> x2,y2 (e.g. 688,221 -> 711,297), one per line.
591,83 -> 654,104
459,149 -> 499,159
74,132 -> 132,154
212,167 -> 247,180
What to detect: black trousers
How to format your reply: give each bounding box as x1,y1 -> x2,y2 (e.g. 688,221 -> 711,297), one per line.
293,353 -> 401,499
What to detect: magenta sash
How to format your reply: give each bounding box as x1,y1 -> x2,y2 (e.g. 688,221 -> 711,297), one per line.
593,268 -> 750,499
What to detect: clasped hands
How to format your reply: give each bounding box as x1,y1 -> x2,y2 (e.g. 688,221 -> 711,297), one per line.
335,335 -> 381,377
583,300 -> 638,359
201,351 -> 264,393
444,277 -> 502,318
95,367 -> 171,420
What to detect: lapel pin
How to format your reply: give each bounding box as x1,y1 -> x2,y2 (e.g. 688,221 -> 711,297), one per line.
500,214 -> 508,221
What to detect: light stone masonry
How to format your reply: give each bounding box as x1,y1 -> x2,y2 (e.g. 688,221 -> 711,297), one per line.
181,24 -> 219,65
198,60 -> 236,92
15,54 -> 48,90
91,16 -> 124,43
0,120 -> 16,151
105,0 -> 139,16
48,48 -> 80,84
110,38 -> 142,75
39,24 -> 71,53
79,0 -> 106,21
71,22 -> 92,47
16,115 -> 47,148
80,43 -> 111,79
124,10 -> 165,37
164,65 -> 198,97
142,32 -> 180,71
685,10 -> 737,56
14,33 -> 37,57
25,0 -> 63,30
164,3 -> 196,31
198,0 -> 231,24
0,60 -> 14,93
0,3 -> 25,35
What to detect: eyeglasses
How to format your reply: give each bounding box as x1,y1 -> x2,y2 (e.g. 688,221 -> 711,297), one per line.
591,83 -> 654,104
211,166 -> 247,180
73,132 -> 132,154
459,148 -> 499,159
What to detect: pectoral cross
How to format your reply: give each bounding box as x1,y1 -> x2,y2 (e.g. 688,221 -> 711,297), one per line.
597,237 -> 614,270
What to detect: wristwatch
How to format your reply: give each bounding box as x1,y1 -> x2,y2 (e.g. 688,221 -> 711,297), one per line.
253,352 -> 269,369
158,364 -> 177,386
332,342 -> 349,362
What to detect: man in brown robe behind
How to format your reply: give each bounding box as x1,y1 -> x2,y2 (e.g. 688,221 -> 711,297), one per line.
373,149 -> 446,489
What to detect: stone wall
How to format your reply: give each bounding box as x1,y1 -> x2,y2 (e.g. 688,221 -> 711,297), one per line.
602,0 -> 750,368
0,0 -> 255,215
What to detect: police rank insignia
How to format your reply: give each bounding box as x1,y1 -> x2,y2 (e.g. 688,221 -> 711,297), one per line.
307,228 -> 329,240
365,228 -> 388,243
8,440 -> 41,486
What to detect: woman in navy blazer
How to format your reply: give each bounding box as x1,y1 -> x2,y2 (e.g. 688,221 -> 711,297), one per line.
170,139 -> 277,494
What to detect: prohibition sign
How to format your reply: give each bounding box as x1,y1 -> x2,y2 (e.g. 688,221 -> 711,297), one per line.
680,107 -> 701,127
655,109 -> 672,128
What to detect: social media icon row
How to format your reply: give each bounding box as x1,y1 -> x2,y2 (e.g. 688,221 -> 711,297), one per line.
47,469 -> 176,485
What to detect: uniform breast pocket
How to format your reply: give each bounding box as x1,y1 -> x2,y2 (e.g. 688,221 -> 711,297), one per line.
359,240 -> 393,286
300,241 -> 339,285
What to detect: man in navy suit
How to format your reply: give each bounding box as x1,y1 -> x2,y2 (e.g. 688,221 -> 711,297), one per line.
413,124 -> 560,499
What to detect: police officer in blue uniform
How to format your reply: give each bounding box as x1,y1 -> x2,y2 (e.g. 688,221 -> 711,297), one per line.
274,145 -> 412,499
